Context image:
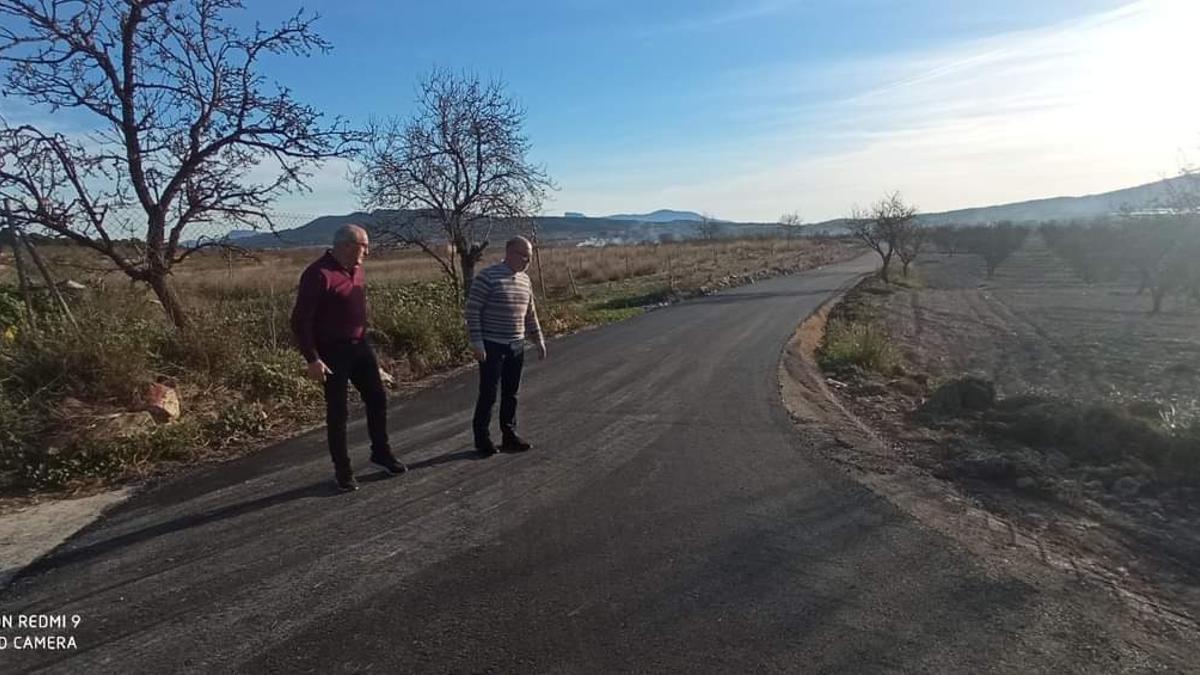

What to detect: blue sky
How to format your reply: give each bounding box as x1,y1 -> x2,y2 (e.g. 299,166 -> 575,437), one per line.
5,0 -> 1198,222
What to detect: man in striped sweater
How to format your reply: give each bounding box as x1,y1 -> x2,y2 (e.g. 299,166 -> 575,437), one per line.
465,236 -> 548,455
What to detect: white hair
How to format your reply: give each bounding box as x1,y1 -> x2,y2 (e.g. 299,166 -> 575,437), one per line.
333,224 -> 366,246
506,236 -> 532,251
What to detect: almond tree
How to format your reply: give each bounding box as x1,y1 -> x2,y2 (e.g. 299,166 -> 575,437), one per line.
0,0 -> 358,329
355,69 -> 554,302
693,212 -> 721,240
961,221 -> 1030,279
848,192 -> 918,283
778,211 -> 803,241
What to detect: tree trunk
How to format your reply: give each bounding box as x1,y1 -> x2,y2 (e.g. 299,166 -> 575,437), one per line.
148,273 -> 189,330
459,256 -> 476,305
879,251 -> 893,283
1151,287 -> 1165,315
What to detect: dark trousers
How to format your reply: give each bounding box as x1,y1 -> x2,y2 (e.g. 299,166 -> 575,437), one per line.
473,340 -> 525,445
318,340 -> 391,472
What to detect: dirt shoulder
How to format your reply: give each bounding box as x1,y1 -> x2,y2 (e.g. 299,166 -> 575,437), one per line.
779,243 -> 1200,662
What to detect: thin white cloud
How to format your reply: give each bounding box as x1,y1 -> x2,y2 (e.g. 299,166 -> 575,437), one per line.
634,0 -> 801,37
566,0 -> 1200,221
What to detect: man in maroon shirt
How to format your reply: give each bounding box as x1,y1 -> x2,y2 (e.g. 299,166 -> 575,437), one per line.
291,224 -> 406,492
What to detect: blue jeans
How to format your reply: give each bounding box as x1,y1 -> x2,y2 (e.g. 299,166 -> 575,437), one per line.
473,340 -> 524,445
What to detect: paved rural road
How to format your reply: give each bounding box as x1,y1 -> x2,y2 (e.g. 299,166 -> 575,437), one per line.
2,255 -> 1157,673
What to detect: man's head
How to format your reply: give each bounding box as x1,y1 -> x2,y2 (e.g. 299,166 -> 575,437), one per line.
504,236 -> 533,273
332,224 -> 370,269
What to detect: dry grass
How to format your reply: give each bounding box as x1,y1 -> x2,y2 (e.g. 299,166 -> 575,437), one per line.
0,236 -> 852,304
533,237 -> 844,297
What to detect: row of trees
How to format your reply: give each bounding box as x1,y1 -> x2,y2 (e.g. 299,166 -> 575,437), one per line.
1041,216 -> 1200,313
846,188 -> 1200,315
855,201 -> 1198,314
929,222 -> 1031,278
0,0 -> 552,327
851,200 -> 1035,285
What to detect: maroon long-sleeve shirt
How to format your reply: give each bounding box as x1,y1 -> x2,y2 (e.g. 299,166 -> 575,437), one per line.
290,251 -> 367,363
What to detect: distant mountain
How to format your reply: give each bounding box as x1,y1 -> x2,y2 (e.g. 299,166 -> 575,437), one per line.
915,175 -> 1198,226
227,210 -> 703,249
604,209 -> 707,223
231,212 -> 387,248
181,227 -> 290,248
221,175 -> 1199,250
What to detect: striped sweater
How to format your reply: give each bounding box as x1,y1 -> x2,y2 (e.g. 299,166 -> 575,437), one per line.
465,263 -> 543,348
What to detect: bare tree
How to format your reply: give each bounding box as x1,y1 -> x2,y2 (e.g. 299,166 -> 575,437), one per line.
355,69 -> 554,302
1116,214 -> 1199,313
929,224 -> 965,255
778,211 -> 803,241
693,212 -> 721,241
848,192 -> 917,283
1041,220 -> 1125,284
847,206 -> 889,280
960,221 -> 1030,279
0,0 -> 358,328
893,215 -> 926,279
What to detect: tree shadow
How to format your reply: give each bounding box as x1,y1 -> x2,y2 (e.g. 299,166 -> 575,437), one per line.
18,481 -> 336,577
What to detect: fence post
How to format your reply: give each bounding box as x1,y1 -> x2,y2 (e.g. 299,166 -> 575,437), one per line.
533,235 -> 548,299
566,263 -> 580,299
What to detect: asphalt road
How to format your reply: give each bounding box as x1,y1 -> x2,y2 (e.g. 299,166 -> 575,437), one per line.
2,255 -> 1155,673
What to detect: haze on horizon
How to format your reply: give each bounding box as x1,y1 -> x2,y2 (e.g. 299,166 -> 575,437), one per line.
3,0 -> 1196,223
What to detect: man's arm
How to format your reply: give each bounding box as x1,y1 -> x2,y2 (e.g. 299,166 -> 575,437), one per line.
525,292 -> 546,359
290,266 -> 324,364
465,272 -> 491,361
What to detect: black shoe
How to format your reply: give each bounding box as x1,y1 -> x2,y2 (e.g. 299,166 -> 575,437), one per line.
475,439 -> 498,457
335,472 -> 360,492
371,455 -> 408,476
501,435 -> 532,452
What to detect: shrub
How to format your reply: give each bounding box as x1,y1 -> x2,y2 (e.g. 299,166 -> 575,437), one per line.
983,396 -> 1200,484
14,419 -> 205,490
818,319 -> 897,374
7,307 -> 162,405
156,314 -> 246,381
0,384 -> 38,474
371,280 -> 469,371
231,349 -> 318,403
206,401 -> 270,448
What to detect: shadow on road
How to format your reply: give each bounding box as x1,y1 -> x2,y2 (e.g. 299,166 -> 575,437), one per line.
17,481 -> 336,577
406,448 -> 488,471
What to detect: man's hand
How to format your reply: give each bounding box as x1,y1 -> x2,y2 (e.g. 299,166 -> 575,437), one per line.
306,359 -> 333,382
536,341 -> 547,360
471,343 -> 487,362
